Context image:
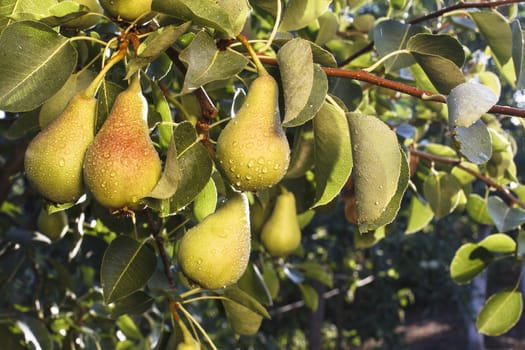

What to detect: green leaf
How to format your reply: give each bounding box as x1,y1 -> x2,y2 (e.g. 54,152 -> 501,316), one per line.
116,315 -> 143,341
1,0 -> 57,32
16,317 -> 54,350
477,290 -> 523,336
147,136 -> 180,199
277,38 -> 328,127
347,113 -> 402,231
454,119 -> 492,165
450,243 -> 493,284
152,0 -> 249,37
407,33 -> 465,67
447,82 -> 498,128
96,80 -> 124,131
405,195 -> 434,234
126,23 -> 191,79
222,298 -> 264,336
407,34 -> 465,94
487,196 -> 525,232
278,0 -> 331,32
0,21 -> 77,112
168,122 -> 213,213
179,31 -> 248,93
285,126 -> 315,179
511,20 -> 525,89
373,20 -> 427,72
297,262 -> 333,288
312,102 -> 353,207
192,177 -> 217,222
237,263 -> 273,306
298,283 -> 319,311
470,10 -> 512,65
423,172 -> 462,219
223,286 -> 271,319
466,194 -> 494,225
5,110 -> 40,140
367,147 -> 410,230
101,236 -> 157,304
262,261 -> 280,299
111,291 -> 154,318
316,11 -> 339,46
479,233 -> 516,254
150,81 -> 174,150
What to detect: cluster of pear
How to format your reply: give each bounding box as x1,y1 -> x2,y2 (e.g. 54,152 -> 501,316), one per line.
176,41 -> 302,292
25,73 -> 161,211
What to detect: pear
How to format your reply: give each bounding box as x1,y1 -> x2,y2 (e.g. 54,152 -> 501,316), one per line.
216,41 -> 290,192
260,191 -> 301,258
37,208 -> 69,241
99,0 -> 152,21
83,76 -> 161,210
25,92 -> 97,203
177,193 -> 251,289
176,319 -> 201,350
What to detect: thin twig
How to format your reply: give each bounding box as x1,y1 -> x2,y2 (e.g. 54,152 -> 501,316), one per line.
408,0 -> 525,25
410,148 -> 525,209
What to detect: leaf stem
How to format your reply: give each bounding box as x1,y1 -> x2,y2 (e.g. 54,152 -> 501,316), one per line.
256,0 -> 282,54
178,303 -> 219,350
364,49 -> 411,73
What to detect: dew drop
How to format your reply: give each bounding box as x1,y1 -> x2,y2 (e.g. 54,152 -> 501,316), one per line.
235,181 -> 241,187
374,201 -> 379,205
59,158 -> 65,167
273,163 -> 280,170
196,257 -> 203,265
247,160 -> 255,168
246,175 -> 252,180
257,157 -> 265,165
262,167 -> 268,174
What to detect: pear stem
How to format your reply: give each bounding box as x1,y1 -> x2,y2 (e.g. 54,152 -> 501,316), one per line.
83,39 -> 128,98
237,34 -> 269,76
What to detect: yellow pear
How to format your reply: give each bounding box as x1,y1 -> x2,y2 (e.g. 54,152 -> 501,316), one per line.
177,193 -> 251,289
216,42 -> 290,192
37,208 -> 69,241
25,92 -> 97,203
260,191 -> 301,258
99,0 -> 152,21
175,319 -> 201,350
83,76 -> 161,210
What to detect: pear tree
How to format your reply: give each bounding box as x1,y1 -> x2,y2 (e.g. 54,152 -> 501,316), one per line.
2,0 -> 525,348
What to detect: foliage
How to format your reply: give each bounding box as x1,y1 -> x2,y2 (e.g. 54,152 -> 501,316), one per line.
2,0 -> 525,348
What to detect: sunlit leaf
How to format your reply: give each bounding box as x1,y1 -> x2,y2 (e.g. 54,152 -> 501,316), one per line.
470,10 -> 512,65
278,0 -> 331,32
423,172 -> 462,219
477,290 -> 522,336
450,243 -> 493,284
405,195 -> 434,234
312,102 -> 353,207
453,119 -> 492,165
479,233 -> 516,254
447,82 -> 498,128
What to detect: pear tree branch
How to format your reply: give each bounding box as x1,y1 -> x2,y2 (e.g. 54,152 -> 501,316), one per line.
409,148 -> 525,209
256,56 -> 525,119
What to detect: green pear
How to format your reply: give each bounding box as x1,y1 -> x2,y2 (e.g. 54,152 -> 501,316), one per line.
62,0 -> 104,29
260,191 -> 301,258
216,50 -> 290,192
25,92 -> 97,203
100,0 -> 152,21
83,76 -> 161,210
177,193 -> 251,289
37,208 -> 69,241
176,319 -> 201,350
